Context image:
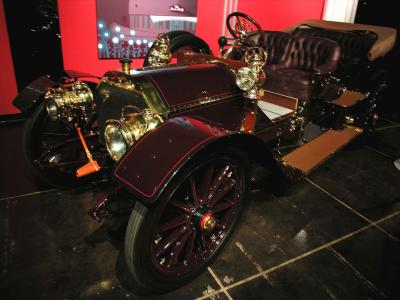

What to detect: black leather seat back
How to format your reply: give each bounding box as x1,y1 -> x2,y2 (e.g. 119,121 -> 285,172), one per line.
285,36 -> 341,73
293,27 -> 378,64
245,30 -> 293,64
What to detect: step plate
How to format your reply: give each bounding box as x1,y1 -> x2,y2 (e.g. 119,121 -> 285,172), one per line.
283,127 -> 362,174
332,90 -> 367,107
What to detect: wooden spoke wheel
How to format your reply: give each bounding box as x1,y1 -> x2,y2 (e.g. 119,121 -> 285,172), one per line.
124,150 -> 249,294
23,103 -> 102,187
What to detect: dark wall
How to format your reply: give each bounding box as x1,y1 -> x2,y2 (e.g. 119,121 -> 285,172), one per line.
355,0 -> 399,67
356,0 -> 400,121
3,0 -> 63,91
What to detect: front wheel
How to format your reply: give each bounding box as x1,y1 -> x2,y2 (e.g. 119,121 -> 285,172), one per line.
23,102 -> 102,187
124,150 -> 249,294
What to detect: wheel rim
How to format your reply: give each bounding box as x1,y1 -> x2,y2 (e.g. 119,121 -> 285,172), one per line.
150,156 -> 244,275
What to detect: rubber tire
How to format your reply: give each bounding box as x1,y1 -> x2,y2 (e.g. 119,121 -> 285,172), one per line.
124,149 -> 249,294
143,31 -> 211,67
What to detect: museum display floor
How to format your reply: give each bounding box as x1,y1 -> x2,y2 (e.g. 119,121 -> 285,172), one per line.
1,107 -> 399,299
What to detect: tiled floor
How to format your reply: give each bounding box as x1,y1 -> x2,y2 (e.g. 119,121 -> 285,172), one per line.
0,115 -> 399,299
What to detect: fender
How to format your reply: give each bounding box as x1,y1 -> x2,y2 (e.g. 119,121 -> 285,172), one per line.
12,70 -> 100,115
114,116 -> 283,204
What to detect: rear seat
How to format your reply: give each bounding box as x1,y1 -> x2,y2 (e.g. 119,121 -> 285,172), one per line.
292,26 -> 378,66
241,31 -> 341,103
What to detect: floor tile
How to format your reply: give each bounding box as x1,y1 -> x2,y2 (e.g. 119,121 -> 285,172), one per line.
308,146 -> 400,220
0,190 -> 222,300
332,226 -> 400,299
208,180 -> 368,286
367,126 -> 400,159
0,126 -> 43,198
379,214 -> 400,240
228,248 -> 388,299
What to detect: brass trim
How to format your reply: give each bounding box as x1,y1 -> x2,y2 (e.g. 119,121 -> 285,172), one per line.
136,76 -> 169,115
101,71 -> 137,92
146,33 -> 172,67
168,92 -> 242,115
99,72 -> 169,115
44,81 -> 94,121
240,99 -> 257,134
120,59 -> 132,75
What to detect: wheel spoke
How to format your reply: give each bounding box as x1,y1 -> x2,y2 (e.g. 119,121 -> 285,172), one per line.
42,132 -> 71,137
40,159 -> 87,169
167,229 -> 193,268
215,210 -> 232,231
189,176 -> 200,208
158,214 -> 189,233
199,232 -> 207,250
155,225 -> 189,258
199,164 -> 214,204
171,200 -> 194,215
151,156 -> 244,274
205,165 -> 230,205
209,178 -> 236,208
212,200 -> 235,213
185,230 -> 196,262
40,133 -> 98,157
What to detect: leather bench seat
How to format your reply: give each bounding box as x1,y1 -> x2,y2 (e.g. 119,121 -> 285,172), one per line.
242,31 -> 341,103
292,27 -> 378,65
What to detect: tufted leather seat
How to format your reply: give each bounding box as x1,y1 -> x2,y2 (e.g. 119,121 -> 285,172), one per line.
293,27 -> 378,65
240,31 -> 341,102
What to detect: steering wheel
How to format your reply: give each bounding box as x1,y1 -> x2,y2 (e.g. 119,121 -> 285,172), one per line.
226,12 -> 263,40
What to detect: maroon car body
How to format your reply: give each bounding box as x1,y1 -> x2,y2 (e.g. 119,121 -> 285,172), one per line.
13,11 -> 395,294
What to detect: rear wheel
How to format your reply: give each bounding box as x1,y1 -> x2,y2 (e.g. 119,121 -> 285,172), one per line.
23,102 -> 102,187
124,150 -> 249,294
143,31 -> 211,67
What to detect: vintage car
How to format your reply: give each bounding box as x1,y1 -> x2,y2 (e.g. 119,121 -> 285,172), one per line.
12,12 -> 396,294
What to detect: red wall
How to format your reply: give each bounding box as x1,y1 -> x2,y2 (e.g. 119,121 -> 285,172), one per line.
237,0 -> 325,30
0,0 -> 18,115
0,0 -> 325,115
58,0 -> 325,77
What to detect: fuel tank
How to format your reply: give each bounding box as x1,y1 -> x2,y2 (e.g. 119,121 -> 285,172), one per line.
96,63 -> 244,142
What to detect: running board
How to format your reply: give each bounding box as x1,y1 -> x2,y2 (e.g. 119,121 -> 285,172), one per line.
283,126 -> 363,175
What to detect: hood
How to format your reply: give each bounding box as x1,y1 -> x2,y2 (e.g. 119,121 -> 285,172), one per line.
135,63 -> 240,108
95,63 -> 240,143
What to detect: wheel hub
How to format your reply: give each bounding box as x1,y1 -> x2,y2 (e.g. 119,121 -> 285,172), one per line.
199,212 -> 216,231
191,206 -> 216,231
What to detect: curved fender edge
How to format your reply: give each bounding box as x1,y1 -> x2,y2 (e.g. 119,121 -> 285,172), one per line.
114,116 -> 284,205
12,75 -> 56,114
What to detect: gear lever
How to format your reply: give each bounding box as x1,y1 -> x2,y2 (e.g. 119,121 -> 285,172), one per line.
218,36 -> 228,52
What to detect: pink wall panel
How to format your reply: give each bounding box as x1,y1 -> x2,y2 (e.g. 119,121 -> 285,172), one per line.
58,0 -> 122,76
0,0 -> 325,114
237,0 -> 325,30
0,0 -> 18,114
196,0 -> 226,55
58,0 -> 325,76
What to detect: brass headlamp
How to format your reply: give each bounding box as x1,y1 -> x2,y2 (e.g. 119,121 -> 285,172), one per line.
235,47 -> 267,99
44,81 -> 94,121
104,106 -> 163,161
